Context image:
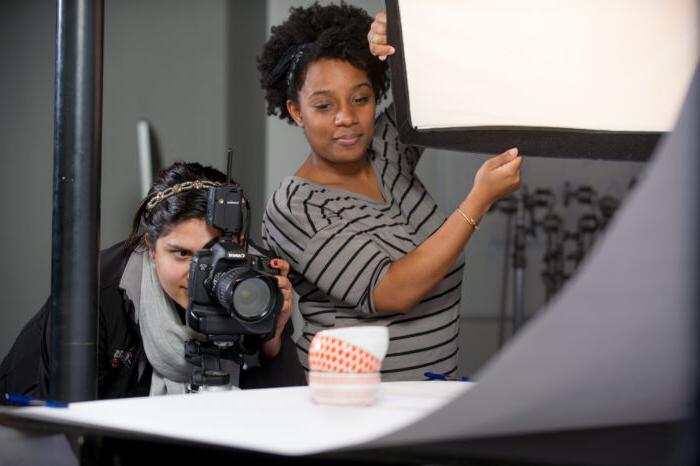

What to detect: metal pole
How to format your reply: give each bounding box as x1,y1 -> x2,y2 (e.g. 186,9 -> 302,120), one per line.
49,0 -> 104,402
498,213 -> 513,347
495,197 -> 517,348
512,195 -> 527,332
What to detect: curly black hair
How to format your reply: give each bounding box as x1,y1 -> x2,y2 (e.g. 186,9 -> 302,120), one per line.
258,2 -> 390,124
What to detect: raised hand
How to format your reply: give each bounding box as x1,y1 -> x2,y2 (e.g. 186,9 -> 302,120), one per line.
470,148 -> 523,211
367,12 -> 395,61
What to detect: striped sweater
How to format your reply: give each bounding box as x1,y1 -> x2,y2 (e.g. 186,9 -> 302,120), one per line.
262,105 -> 464,380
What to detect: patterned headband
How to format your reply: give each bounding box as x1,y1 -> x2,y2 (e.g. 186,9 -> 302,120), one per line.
145,180 -> 221,213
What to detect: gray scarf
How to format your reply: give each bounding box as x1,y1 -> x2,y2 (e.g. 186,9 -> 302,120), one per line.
120,250 -> 240,395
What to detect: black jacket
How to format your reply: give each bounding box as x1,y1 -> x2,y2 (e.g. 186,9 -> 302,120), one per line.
0,242 -> 305,402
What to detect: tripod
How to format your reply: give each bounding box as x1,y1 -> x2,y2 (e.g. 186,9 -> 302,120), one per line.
491,182 -> 622,347
184,335 -> 257,392
494,186 -> 539,347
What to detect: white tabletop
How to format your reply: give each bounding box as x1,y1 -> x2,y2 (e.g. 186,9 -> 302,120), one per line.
4,381 -> 471,456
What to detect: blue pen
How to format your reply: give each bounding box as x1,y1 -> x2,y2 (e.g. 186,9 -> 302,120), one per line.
5,393 -> 69,408
424,371 -> 471,382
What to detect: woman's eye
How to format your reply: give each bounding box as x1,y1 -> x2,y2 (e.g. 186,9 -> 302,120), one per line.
173,250 -> 190,258
353,96 -> 369,104
312,103 -> 331,111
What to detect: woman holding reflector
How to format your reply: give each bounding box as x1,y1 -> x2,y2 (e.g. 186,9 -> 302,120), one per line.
259,3 -> 522,380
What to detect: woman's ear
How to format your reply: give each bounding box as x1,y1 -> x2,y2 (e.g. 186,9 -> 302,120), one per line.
144,234 -> 156,260
286,99 -> 304,127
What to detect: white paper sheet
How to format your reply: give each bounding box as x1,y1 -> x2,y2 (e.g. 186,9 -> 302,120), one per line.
3,381 -> 470,456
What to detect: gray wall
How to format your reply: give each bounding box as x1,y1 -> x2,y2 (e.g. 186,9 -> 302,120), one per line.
0,0 -> 56,358
0,0 -> 646,377
0,0 -> 266,357
101,0 -> 231,247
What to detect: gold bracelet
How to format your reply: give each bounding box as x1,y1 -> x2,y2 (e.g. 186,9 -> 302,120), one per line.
456,208 -> 480,231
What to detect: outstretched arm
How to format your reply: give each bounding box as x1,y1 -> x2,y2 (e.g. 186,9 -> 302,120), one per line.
367,11 -> 523,313
373,149 -> 522,313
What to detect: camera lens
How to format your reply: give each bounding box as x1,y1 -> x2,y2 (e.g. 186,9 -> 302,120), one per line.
233,277 -> 272,320
213,268 -> 274,321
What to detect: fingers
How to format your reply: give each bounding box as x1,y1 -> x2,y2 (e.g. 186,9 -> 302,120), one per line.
509,158 -> 522,186
275,274 -> 292,292
508,154 -> 524,172
375,11 -> 387,25
374,45 -> 396,61
481,147 -> 517,171
502,156 -> 522,192
368,30 -> 393,58
371,12 -> 387,34
278,281 -> 293,325
496,147 -> 519,166
368,11 -> 395,60
270,258 -> 293,317
471,147 -> 523,207
276,275 -> 293,312
270,258 -> 290,277
495,154 -> 523,180
371,43 -> 395,60
281,298 -> 292,320
488,148 -> 523,182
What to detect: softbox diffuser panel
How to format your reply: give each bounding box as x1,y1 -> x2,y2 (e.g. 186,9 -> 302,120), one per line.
386,0 -> 699,160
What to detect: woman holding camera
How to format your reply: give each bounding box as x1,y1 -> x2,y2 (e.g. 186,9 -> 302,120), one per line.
259,3 -> 522,380
0,162 -> 305,401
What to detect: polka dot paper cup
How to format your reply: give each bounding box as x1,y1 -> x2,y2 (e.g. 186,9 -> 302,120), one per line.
308,326 -> 389,406
308,326 -> 389,373
308,334 -> 382,373
308,371 -> 381,406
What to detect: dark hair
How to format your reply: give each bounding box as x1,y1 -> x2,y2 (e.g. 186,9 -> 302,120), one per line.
124,162 -> 227,255
258,2 -> 390,124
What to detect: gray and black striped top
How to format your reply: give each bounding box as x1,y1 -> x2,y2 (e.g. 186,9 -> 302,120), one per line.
262,105 -> 464,380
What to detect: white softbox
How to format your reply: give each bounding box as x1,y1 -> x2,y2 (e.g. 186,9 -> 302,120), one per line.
386,0 -> 699,159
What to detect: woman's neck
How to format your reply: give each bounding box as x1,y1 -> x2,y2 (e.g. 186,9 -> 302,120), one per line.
296,151 -> 368,182
295,152 -> 385,202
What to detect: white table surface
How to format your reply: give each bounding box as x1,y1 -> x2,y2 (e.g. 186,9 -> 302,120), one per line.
2,381 -> 471,456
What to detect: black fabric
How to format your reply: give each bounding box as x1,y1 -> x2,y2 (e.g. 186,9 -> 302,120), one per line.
0,242 -> 306,403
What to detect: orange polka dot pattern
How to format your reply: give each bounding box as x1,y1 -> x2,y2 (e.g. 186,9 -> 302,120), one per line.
308,334 -> 382,373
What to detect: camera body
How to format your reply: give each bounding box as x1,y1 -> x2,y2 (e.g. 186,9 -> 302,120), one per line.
186,184 -> 282,346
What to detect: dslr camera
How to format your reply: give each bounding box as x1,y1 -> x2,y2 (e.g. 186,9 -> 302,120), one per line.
185,179 -> 282,388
